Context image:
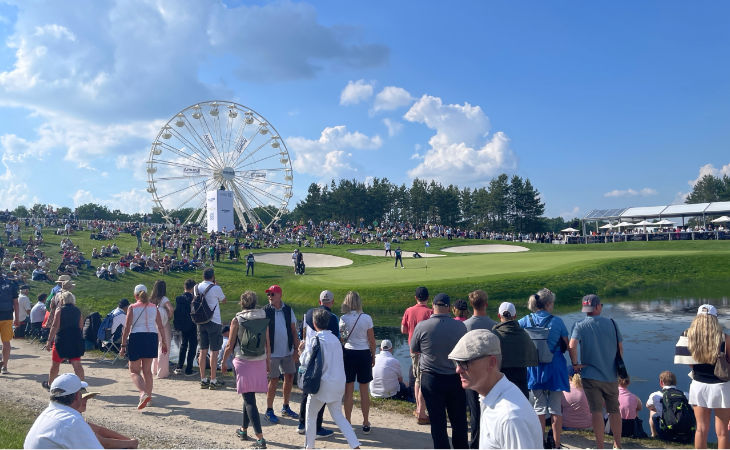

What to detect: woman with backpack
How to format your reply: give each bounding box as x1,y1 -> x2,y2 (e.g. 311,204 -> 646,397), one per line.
150,280 -> 173,379
687,304 -> 730,449
221,290 -> 270,449
517,288 -> 570,449
119,284 -> 167,410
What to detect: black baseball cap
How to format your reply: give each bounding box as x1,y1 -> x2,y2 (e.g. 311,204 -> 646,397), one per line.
415,286 -> 429,301
433,293 -> 451,307
118,298 -> 130,308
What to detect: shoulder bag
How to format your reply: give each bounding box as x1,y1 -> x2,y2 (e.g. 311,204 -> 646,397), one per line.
302,336 -> 324,395
611,318 -> 629,379
714,340 -> 729,381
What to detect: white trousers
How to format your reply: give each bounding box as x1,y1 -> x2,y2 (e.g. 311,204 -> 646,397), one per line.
305,396 -> 360,449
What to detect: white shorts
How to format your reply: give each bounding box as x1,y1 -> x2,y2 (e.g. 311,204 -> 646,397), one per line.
689,379 -> 730,408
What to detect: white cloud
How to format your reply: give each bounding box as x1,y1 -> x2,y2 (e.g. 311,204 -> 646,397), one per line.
340,79 -> 374,105
688,163 -> 730,187
373,86 -> 413,112
560,206 -> 580,220
404,95 -> 515,185
0,0 -> 388,122
410,153 -> 422,160
0,167 -> 38,209
382,118 -> 403,137
72,187 -> 153,213
288,125 -> 382,178
603,188 -> 658,198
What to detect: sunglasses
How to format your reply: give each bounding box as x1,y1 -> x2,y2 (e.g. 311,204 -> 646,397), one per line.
266,292 -> 275,297
454,355 -> 490,371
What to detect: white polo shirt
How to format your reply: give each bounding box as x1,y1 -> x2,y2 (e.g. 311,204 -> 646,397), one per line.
24,401 -> 102,449
197,281 -> 225,325
16,293 -> 32,322
479,375 -> 543,449
371,350 -> 402,398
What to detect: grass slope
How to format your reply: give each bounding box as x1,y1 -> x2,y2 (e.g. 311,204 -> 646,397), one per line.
16,228 -> 730,328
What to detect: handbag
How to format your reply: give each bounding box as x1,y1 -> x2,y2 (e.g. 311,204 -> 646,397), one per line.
714,342 -> 729,381
302,336 -> 324,395
610,319 -> 629,379
340,313 -> 362,347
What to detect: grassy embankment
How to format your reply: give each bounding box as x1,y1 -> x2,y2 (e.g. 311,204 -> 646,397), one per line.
15,227 -> 730,327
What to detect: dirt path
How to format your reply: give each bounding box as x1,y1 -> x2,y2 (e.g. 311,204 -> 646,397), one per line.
1,339 -> 432,448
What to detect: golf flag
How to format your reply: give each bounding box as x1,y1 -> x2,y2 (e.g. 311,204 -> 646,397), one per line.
425,241 -> 430,247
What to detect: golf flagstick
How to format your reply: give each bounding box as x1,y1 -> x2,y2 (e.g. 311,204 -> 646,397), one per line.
425,241 -> 430,270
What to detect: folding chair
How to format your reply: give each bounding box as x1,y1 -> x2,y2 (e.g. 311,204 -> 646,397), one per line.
98,328 -> 124,364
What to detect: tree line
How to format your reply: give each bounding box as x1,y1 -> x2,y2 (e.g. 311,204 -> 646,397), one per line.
290,174 -> 560,233
686,174 -> 730,203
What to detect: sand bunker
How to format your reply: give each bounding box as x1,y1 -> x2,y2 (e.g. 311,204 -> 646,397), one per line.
348,249 -> 444,258
441,244 -> 529,253
255,252 -> 353,267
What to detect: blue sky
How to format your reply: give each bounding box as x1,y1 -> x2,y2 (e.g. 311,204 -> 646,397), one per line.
0,0 -> 728,219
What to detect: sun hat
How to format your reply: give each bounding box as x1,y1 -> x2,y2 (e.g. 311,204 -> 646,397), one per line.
134,284 -> 147,295
61,280 -> 75,291
498,302 -> 516,318
697,304 -> 718,317
56,274 -> 72,283
448,329 -> 501,362
50,373 -> 88,397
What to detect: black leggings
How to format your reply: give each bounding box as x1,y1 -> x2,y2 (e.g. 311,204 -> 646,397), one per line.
242,392 -> 262,434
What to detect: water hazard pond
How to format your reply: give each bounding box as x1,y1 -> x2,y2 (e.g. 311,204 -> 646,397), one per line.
375,296 -> 730,438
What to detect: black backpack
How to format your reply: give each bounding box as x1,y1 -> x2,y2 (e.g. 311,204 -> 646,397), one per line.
190,284 -> 216,325
659,387 -> 696,442
83,312 -> 102,343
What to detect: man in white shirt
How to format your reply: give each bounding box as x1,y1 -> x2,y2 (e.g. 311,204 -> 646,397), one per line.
197,267 -> 226,389
449,329 -> 543,449
15,285 -> 32,338
371,339 -> 409,400
24,373 -> 102,449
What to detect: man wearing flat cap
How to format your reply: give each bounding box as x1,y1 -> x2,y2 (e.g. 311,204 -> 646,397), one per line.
24,373 -> 102,449
410,293 -> 467,449
449,329 -> 542,449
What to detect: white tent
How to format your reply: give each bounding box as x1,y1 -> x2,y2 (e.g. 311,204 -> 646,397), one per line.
655,219 -> 675,226
711,216 -> 730,223
616,221 -> 635,227
561,227 -> 579,233
599,223 -> 614,229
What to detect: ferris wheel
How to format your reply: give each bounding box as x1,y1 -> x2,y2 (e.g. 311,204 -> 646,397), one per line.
146,101 -> 293,230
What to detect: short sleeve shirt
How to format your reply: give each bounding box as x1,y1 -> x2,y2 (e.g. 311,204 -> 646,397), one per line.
24,402 -> 103,449
197,281 -> 225,325
401,303 -> 433,345
570,315 -> 622,382
340,311 -> 374,350
16,294 -> 31,322
271,303 -> 297,358
464,315 -> 497,332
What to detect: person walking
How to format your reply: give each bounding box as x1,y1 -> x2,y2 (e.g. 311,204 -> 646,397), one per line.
340,291 -> 376,434
119,284 -> 167,410
303,308 -> 361,449
173,279 -> 197,376
568,294 -> 623,449
297,290 -> 339,437
410,293 -> 468,449
263,284 -> 300,423
401,286 -> 433,425
517,288 -> 570,448
448,329 -> 543,449
43,291 -> 85,389
686,304 -> 730,449
0,273 -> 19,374
221,290 -> 270,449
150,280 -> 173,379
197,268 -> 227,390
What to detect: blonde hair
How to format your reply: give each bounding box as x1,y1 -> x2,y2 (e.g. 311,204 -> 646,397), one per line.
240,290 -> 258,310
56,291 -> 76,306
528,288 -> 555,312
341,291 -> 362,314
688,313 -> 723,364
135,290 -> 150,304
570,372 -> 583,389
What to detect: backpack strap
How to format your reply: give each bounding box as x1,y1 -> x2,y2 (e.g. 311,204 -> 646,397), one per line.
528,314 -> 537,328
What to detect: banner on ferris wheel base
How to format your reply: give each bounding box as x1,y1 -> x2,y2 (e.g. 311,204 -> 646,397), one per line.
207,190 -> 234,233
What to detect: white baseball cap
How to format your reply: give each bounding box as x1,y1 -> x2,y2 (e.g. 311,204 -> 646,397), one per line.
134,284 -> 147,295
697,304 -> 718,317
498,302 -> 516,318
50,373 -> 88,397
319,290 -> 334,302
380,339 -> 393,350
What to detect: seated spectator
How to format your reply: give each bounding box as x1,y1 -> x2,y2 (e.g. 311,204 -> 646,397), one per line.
607,376 -> 647,438
561,372 -> 593,430
491,302 -> 538,398
646,371 -> 693,443
91,248 -> 100,259
371,339 -> 410,401
96,264 -> 110,281
32,266 -> 50,282
110,243 -> 119,254
109,299 -> 129,341
452,299 -> 468,321
24,373 -> 103,449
